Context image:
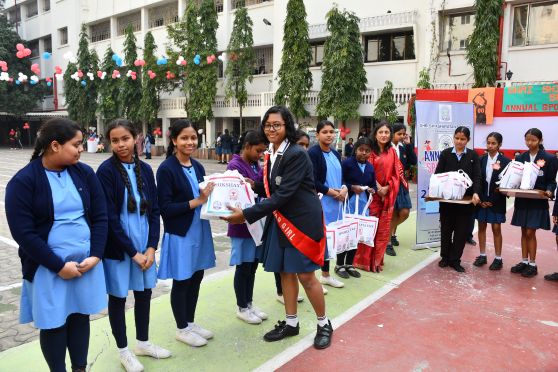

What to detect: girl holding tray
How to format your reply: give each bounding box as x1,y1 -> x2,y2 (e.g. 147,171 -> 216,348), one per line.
5,118 -> 108,372
433,126 -> 481,273
157,119 -> 216,347
473,132 -> 510,271
223,105 -> 332,350
226,130 -> 269,324
510,128 -> 557,278
97,119 -> 171,371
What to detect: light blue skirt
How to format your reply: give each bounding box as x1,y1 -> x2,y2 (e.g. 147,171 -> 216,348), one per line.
229,237 -> 261,266
104,255 -> 157,298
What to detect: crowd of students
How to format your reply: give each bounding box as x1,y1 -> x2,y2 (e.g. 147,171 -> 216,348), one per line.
5,105 -> 558,372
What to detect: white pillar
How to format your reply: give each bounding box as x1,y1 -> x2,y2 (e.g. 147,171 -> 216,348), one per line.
162,117 -> 171,149
206,118 -> 215,148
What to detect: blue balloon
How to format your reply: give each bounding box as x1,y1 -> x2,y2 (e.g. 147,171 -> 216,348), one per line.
30,80 -> 37,85
156,57 -> 167,65
42,52 -> 51,59
15,80 -> 21,85
81,80 -> 87,87
47,82 -> 52,87
112,54 -> 119,61
195,54 -> 200,60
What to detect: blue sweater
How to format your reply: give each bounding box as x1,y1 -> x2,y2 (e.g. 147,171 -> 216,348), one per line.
96,158 -> 160,260
307,145 -> 348,195
157,155 -> 206,236
5,159 -> 108,281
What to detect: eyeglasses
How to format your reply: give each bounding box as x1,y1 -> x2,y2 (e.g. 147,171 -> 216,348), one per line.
263,122 -> 285,132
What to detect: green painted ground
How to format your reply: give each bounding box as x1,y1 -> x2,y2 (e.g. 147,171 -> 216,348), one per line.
0,214 -> 432,372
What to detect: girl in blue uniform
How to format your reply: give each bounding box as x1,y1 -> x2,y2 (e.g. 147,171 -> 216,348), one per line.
341,137 -> 377,277
227,130 -> 268,324
157,119 -> 216,347
473,132 -> 510,271
510,128 -> 557,278
97,120 -> 171,371
5,118 -> 108,372
308,121 -> 349,283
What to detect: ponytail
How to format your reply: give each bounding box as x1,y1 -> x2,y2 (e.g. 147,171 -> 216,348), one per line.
30,118 -> 81,161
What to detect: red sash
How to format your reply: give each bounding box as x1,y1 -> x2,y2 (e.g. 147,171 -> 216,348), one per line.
263,152 -> 325,266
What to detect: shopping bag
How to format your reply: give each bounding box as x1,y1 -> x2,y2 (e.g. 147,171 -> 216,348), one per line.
497,161 -> 524,189
345,193 -> 379,246
428,173 -> 450,198
441,170 -> 472,200
325,199 -> 359,256
246,216 -> 266,246
200,170 -> 256,220
519,162 -> 540,190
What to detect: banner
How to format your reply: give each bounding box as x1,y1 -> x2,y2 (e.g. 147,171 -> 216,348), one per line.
415,101 -> 474,249
468,87 -> 495,125
503,83 -> 558,113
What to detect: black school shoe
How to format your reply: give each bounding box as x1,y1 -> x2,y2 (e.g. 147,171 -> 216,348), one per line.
438,259 -> 449,268
489,258 -> 503,271
386,244 -> 397,256
391,235 -> 400,246
263,321 -> 299,342
334,265 -> 350,279
314,320 -> 333,350
521,265 -> 538,278
346,265 -> 361,278
450,262 -> 466,273
544,272 -> 558,281
473,255 -> 487,267
466,238 -> 477,246
511,262 -> 528,274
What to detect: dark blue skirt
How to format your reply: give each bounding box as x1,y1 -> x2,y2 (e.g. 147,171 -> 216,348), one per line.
511,207 -> 551,230
394,184 -> 412,210
476,207 -> 506,224
553,224 -> 558,235
260,220 -> 320,273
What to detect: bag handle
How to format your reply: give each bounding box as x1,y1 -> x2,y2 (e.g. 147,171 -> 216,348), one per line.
361,191 -> 374,216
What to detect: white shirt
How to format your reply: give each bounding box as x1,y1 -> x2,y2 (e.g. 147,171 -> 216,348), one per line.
269,139 -> 290,171
392,142 -> 401,159
529,153 -> 536,163
485,153 -> 498,196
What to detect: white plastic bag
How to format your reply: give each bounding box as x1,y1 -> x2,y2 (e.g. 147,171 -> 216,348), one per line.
519,162 -> 540,190
345,193 -> 379,246
429,170 -> 472,200
497,161 -> 524,189
325,199 -> 359,257
428,173 -> 450,198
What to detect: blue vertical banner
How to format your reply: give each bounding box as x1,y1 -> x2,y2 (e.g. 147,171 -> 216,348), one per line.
415,101 -> 474,249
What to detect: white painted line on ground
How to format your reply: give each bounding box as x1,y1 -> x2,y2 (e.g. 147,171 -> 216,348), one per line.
0,235 -> 18,248
0,282 -> 22,292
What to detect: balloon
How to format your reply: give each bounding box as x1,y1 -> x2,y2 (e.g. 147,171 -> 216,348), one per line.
55,65 -> 63,74
30,79 -> 37,85
206,56 -> 212,64
97,71 -> 103,78
15,80 -> 21,85
16,43 -> 24,51
24,48 -> 32,56
156,57 -> 168,65
42,52 -> 51,59
16,51 -> 24,59
47,82 -> 52,87
81,80 -> 87,87
112,54 -> 119,61
194,57 -> 200,65
217,55 -> 223,61
77,70 -> 83,78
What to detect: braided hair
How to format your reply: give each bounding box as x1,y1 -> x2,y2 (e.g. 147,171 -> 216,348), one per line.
106,119 -> 148,215
30,118 -> 81,161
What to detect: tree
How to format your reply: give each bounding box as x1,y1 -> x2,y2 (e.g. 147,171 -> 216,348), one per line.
98,46 -> 121,123
0,14 -> 46,115
225,6 -> 255,133
466,0 -> 503,87
275,0 -> 313,121
120,24 -> 142,124
373,80 -> 398,124
196,0 -> 219,123
316,7 -> 367,126
139,32 -> 161,130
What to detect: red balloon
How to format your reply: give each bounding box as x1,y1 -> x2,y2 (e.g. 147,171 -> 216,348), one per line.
16,51 -> 24,59
16,43 -> 24,51
24,48 -> 31,56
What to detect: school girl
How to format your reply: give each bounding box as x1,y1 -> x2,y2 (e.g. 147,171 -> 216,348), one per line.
473,132 -> 510,271
510,128 -> 557,278
226,130 -> 269,324
224,105 -> 332,350
156,119 -> 216,347
96,120 -> 170,372
308,120 -> 348,286
341,137 -> 377,278
388,123 -> 416,256
434,127 -> 481,273
295,129 -> 310,150
5,118 -> 108,372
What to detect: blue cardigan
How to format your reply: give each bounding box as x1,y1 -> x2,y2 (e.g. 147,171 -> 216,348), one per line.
396,143 -> 417,169
157,155 -> 205,236
96,158 -> 160,260
307,144 -> 348,195
5,159 -> 108,282
514,150 -> 557,210
342,156 -> 378,199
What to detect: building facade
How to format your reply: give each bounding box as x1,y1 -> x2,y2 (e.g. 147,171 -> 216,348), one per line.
4,0 -> 558,146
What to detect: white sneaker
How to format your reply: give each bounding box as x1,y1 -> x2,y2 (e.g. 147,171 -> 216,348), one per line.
322,286 -> 328,295
134,341 -> 172,359
248,304 -> 268,320
276,294 -> 285,304
119,350 -> 144,372
175,329 -> 208,347
190,323 -> 214,340
297,295 -> 304,302
320,275 -> 344,288
237,308 -> 262,324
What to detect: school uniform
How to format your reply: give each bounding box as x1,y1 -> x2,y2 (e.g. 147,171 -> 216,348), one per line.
393,143 -> 416,210
435,147 -> 482,266
476,153 -> 510,224
511,150 -> 557,230
342,156 -> 377,215
244,141 -> 325,273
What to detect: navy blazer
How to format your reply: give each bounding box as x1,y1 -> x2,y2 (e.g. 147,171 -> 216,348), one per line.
156,155 -> 205,236
307,144 -> 347,195
478,153 -> 511,214
96,158 -> 160,260
245,144 -> 324,246
396,143 -> 417,169
514,150 -> 557,210
341,156 -> 378,199
5,159 -> 108,282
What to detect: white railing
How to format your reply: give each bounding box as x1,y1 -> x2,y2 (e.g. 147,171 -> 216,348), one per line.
432,82 -> 475,90
392,87 -> 415,104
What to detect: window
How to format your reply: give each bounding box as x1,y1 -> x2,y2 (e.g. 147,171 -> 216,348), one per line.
252,46 -> 273,75
441,12 -> 475,51
217,52 -> 224,78
232,0 -> 271,9
310,42 -> 324,66
28,40 -> 39,58
90,21 -> 111,42
43,36 -> 52,53
365,31 -> 415,62
8,6 -> 21,24
59,27 -> 68,45
215,0 -> 224,13
513,2 -> 558,46
148,3 -> 178,29
26,1 -> 38,18
43,0 -> 51,12
117,12 -> 141,36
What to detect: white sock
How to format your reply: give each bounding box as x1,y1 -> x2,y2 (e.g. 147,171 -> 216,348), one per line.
136,340 -> 150,348
285,314 -> 298,327
317,316 -> 329,327
480,253 -> 487,257
522,259 -> 529,264
495,256 -> 502,260
529,261 -> 537,266
118,346 -> 129,357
